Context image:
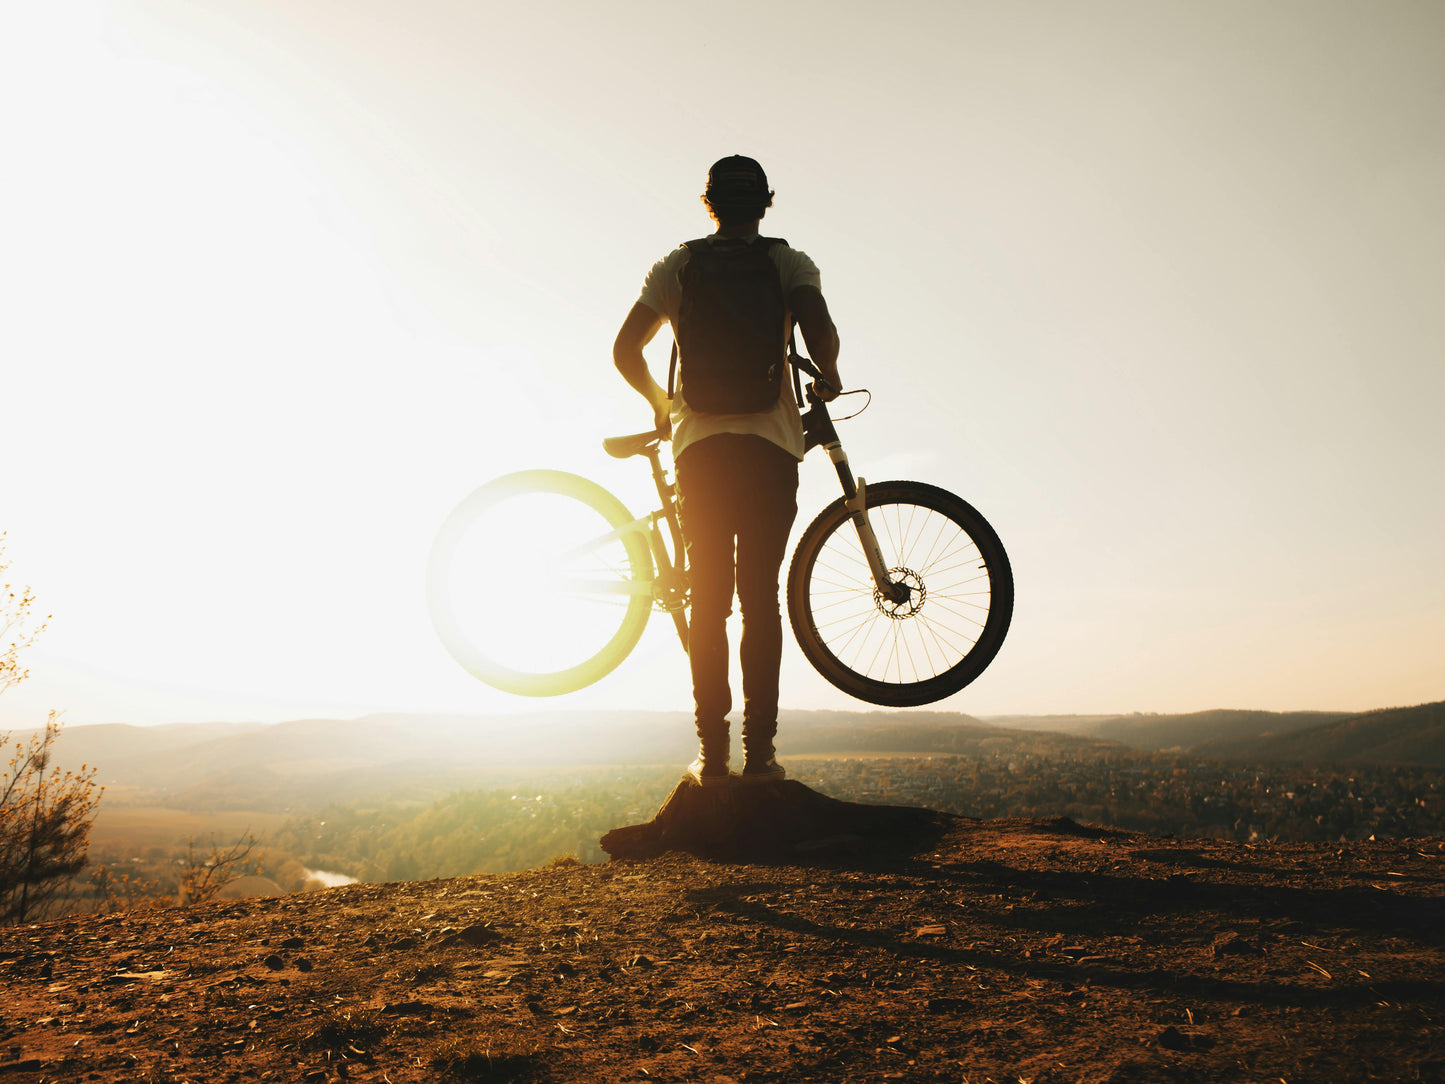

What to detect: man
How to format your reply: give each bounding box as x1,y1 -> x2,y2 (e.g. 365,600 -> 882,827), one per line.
613,156 -> 841,787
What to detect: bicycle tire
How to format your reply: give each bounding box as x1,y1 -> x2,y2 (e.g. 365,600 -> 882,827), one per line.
787,480 -> 1013,707
426,470 -> 654,696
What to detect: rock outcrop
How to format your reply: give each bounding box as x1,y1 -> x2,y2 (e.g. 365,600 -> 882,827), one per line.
600,777 -> 950,861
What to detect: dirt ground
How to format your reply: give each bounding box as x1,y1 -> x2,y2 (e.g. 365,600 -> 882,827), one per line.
2,812 -> 1442,1083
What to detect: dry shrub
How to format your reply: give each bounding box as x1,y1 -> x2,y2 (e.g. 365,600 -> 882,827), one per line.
428,1031 -> 549,1082
288,1006 -> 388,1053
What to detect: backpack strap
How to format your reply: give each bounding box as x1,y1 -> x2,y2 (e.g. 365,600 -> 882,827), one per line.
668,239 -> 711,398
789,322 -> 803,406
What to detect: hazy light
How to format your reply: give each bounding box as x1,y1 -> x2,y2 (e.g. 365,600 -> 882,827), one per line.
2,1 -> 1441,726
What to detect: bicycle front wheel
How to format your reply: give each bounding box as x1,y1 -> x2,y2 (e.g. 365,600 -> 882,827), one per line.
426,470 -> 654,696
788,480 -> 1013,707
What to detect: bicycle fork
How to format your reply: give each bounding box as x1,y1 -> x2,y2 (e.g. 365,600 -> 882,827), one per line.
822,440 -> 912,606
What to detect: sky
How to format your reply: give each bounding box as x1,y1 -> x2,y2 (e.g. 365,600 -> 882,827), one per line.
2,0 -> 1442,728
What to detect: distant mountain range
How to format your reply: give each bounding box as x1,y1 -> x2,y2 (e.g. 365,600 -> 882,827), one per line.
15,701 -> 1443,807
1193,702 -> 1445,765
987,703 -> 1445,765
983,709 -> 1350,750
22,709 -> 1109,799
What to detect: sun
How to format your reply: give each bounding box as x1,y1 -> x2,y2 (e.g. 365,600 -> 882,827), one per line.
426,472 -> 657,697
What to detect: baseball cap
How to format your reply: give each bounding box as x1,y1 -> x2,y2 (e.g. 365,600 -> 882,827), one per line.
705,155 -> 770,196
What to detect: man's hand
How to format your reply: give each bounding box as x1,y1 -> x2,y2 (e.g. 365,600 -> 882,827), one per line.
810,380 -> 839,403
652,394 -> 673,438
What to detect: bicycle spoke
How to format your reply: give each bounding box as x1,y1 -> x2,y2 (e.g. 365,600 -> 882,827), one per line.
918,596 -> 989,632
558,577 -> 654,598
558,517 -> 650,563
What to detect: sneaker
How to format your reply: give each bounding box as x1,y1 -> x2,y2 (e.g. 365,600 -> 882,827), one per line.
687,756 -> 732,788
740,757 -> 786,784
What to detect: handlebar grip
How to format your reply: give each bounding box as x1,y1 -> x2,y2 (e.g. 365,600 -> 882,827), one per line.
790,350 -> 837,398
804,380 -> 838,406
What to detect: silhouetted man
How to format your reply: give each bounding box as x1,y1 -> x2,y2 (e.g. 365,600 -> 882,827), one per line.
613,156 -> 841,786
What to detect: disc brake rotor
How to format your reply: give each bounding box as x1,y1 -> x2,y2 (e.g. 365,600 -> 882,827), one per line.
874,568 -> 925,619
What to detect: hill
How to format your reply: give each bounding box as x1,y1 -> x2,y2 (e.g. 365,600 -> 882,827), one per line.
11,702 -> 1439,815
28,710 -> 1122,809
979,704 -> 1445,764
1198,701 -> 1445,765
1087,708 -> 1352,750
2,811 -> 1441,1083
982,709 -> 1352,750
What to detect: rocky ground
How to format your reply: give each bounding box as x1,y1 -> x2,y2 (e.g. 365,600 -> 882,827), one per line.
2,781 -> 1442,1083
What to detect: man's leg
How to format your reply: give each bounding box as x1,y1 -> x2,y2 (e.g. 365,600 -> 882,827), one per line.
734,439 -> 799,775
675,438 -> 736,783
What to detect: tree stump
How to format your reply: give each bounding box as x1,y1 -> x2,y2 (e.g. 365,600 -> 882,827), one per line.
599,777 -> 950,861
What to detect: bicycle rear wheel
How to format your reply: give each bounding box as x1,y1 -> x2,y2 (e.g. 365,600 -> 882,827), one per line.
787,480 -> 1012,707
426,470 -> 654,696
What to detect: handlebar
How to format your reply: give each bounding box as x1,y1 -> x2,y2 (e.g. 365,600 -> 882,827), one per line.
789,351 -> 838,398
604,352 -> 846,460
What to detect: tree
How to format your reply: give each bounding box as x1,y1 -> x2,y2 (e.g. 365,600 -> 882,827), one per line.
176,832 -> 263,905
1,532 -> 46,699
0,537 -> 101,924
0,716 -> 102,922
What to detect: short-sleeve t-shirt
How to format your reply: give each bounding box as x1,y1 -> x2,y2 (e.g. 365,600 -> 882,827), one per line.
637,234 -> 821,462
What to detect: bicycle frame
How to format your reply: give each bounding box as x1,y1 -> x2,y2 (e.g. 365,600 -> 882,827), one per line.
557,450 -> 685,609
638,444 -> 690,621
602,388 -> 913,649
428,368 -> 1011,703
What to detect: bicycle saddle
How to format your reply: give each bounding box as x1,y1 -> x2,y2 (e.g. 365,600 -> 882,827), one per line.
602,430 -> 664,459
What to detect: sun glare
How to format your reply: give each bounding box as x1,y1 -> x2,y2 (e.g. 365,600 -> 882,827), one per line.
427,477 -> 654,697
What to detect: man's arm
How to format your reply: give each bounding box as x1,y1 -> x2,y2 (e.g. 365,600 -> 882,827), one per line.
613,301 -> 672,434
789,285 -> 841,400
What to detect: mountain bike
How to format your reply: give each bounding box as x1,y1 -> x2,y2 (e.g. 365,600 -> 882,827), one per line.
426,363 -> 1013,708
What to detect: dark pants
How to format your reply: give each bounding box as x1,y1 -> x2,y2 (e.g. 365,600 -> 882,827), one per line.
675,434 -> 799,761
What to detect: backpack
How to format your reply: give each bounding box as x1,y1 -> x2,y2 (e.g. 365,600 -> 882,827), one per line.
668,236 -> 789,414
